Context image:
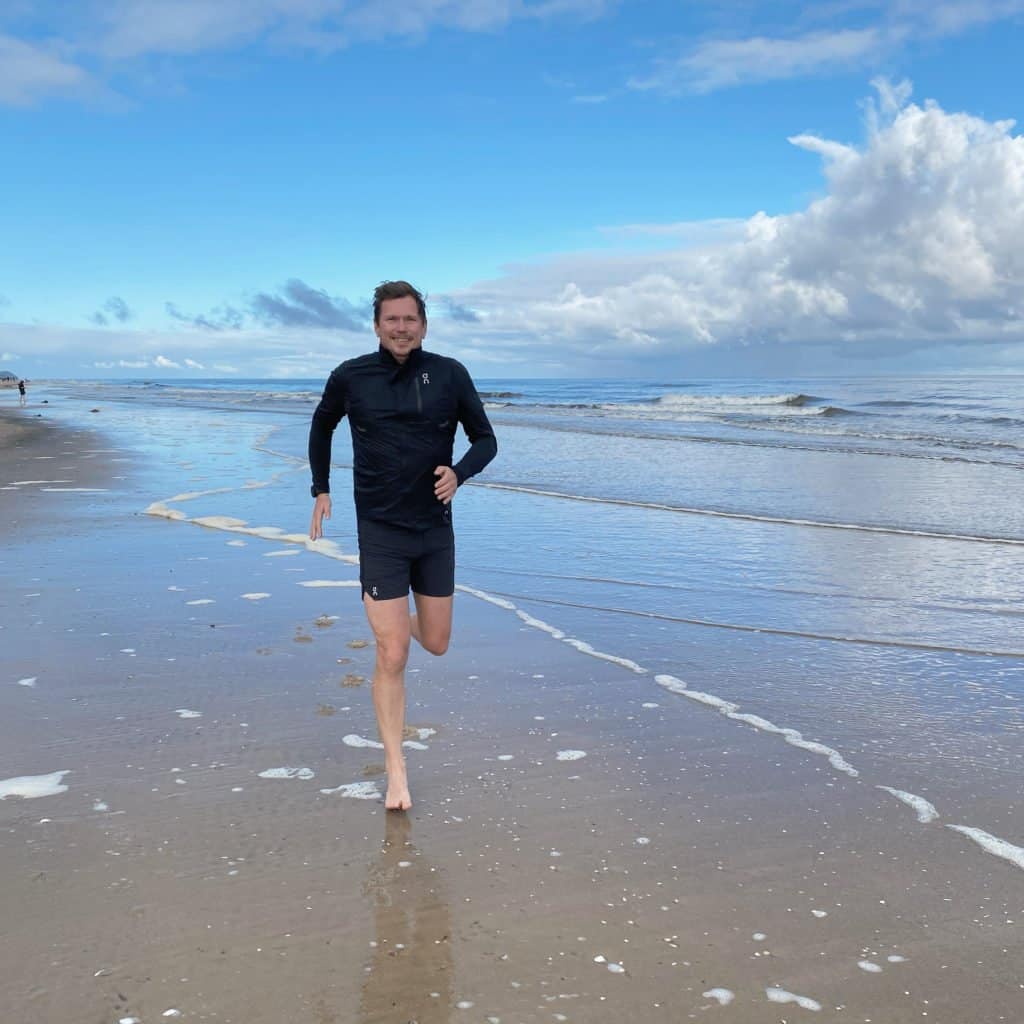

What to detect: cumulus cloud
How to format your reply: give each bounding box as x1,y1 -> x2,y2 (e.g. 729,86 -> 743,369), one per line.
6,83 -> 1024,376
442,82 -> 1024,362
154,355 -> 180,368
184,357 -> 205,369
90,295 -> 134,326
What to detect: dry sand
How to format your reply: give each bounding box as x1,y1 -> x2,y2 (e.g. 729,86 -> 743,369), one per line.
1,416 -> 1021,1023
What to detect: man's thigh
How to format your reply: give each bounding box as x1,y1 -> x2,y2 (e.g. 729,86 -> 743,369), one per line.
412,592 -> 453,651
358,519 -> 414,601
363,593 -> 413,652
409,525 -> 455,599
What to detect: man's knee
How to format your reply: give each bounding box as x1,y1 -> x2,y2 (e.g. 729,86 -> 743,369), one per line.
375,637 -> 410,674
420,634 -> 449,657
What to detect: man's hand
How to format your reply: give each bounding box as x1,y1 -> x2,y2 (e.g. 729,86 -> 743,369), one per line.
309,493 -> 332,540
434,466 -> 458,505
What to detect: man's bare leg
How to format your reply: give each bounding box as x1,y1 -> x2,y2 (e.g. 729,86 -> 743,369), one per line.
409,592 -> 454,656
363,595 -> 413,810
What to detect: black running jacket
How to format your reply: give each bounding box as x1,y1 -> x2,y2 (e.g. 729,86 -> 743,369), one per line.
309,346 -> 497,529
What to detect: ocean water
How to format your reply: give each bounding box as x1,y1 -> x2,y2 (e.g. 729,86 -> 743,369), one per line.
35,373 -> 1024,858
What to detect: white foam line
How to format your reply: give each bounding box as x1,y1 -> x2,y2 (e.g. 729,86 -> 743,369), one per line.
241,592 -> 270,600
703,989 -> 735,1006
469,588 -> 861,781
41,487 -> 109,492
726,713 -> 858,777
167,483 -> 265,502
515,608 -> 565,638
0,771 -> 70,800
563,637 -> 646,674
766,987 -> 822,1011
164,462 -> 299,505
459,584 -> 516,610
145,501 -> 188,521
946,825 -> 1024,871
343,734 -> 383,749
459,586 -> 645,674
655,675 -> 859,776
8,480 -> 73,485
17,677 -> 37,688
878,786 -> 939,823
140,503 -> 1005,878
477,481 -> 1024,546
320,781 -> 381,799
144,503 -> 362,564
258,767 -> 314,780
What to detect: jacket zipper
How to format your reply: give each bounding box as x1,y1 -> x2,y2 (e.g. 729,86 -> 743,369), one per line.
414,373 -> 422,414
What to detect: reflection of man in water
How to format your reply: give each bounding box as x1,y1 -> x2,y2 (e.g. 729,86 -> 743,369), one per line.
18,380 -> 26,406
359,814 -> 453,1023
308,280 -> 497,811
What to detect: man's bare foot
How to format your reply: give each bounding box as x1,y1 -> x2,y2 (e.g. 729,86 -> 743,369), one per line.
385,764 -> 412,811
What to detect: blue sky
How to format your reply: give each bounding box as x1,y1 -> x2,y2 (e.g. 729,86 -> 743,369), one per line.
3,1 -> 1024,379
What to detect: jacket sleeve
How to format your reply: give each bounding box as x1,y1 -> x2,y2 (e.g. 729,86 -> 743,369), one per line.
308,367 -> 347,495
451,360 -> 497,485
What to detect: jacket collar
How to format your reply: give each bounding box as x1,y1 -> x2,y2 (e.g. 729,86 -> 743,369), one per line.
378,344 -> 425,372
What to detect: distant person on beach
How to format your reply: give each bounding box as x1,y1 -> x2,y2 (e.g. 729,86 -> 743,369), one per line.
18,380 -> 26,406
308,280 -> 497,810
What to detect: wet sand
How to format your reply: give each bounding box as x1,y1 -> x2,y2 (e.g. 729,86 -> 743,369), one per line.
1,418 -> 1022,1023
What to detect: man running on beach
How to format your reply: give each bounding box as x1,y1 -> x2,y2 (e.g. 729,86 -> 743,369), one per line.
308,280 -> 497,810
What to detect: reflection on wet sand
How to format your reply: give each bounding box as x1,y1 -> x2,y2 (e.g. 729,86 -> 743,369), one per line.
359,814 -> 454,1023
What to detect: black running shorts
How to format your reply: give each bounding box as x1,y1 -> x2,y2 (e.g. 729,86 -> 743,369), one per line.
357,519 -> 455,601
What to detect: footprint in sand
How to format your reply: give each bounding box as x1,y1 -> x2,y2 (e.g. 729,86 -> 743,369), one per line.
362,763 -> 386,777
336,657 -> 352,665
313,615 -> 336,628
256,647 -> 273,656
340,673 -> 365,688
317,704 -> 337,716
294,630 -> 313,644
346,639 -> 370,649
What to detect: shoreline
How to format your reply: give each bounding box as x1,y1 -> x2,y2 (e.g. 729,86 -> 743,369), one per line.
2,403 -> 1022,1022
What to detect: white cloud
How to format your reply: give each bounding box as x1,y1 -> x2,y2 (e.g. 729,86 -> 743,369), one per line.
631,28 -> 886,94
1,352 -> 19,361
93,359 -> 151,368
7,84 -> 1024,376
630,1 -> 1024,95
0,32 -> 97,106
0,1 -> 612,103
153,354 -> 181,368
184,357 -> 205,369
600,218 -> 747,245
440,83 -> 1024,363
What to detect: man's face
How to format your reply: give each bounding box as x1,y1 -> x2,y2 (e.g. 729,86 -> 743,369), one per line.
375,295 -> 426,364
